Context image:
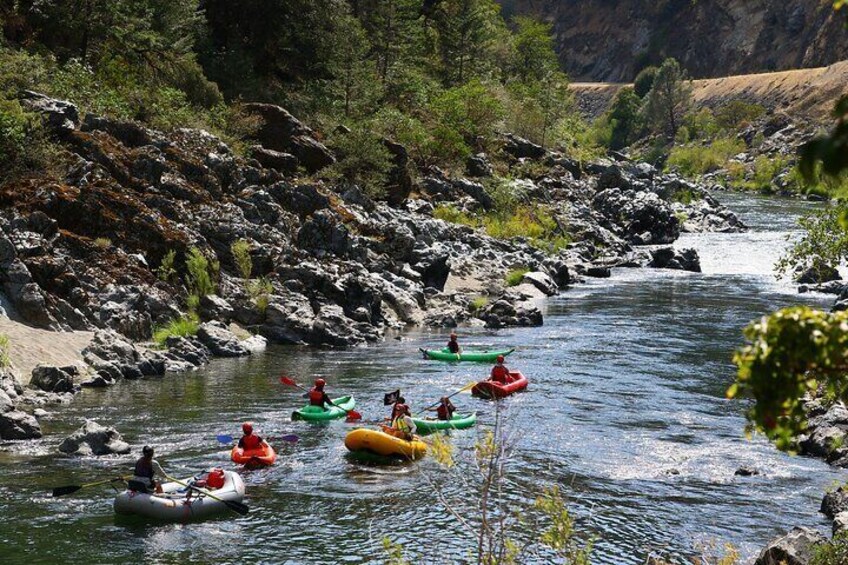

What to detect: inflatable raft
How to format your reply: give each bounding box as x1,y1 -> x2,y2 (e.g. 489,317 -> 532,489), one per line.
412,412 -> 477,435
113,470 -> 245,522
472,371 -> 528,399
420,347 -> 515,362
344,428 -> 427,460
292,396 -> 356,421
231,442 -> 276,467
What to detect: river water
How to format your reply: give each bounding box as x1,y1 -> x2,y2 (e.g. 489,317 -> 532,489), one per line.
1,193 -> 844,565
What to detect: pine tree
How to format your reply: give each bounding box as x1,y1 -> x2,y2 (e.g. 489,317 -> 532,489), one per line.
643,58 -> 692,139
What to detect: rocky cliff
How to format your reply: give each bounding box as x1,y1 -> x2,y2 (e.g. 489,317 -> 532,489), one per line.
500,0 -> 848,81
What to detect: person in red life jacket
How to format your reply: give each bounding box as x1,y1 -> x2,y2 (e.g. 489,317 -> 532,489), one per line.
389,399 -> 417,440
489,355 -> 511,384
390,396 -> 409,423
436,396 -> 456,421
309,378 -> 338,411
132,445 -> 166,494
446,332 -> 461,354
238,422 -> 265,450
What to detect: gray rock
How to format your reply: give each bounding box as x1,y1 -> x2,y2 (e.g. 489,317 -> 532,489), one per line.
795,258 -> 840,285
58,420 -> 130,456
251,146 -> 299,174
199,294 -> 235,322
20,91 -> 79,135
821,488 -> 848,519
241,335 -> 267,353
522,271 -> 558,295
242,103 -> 334,172
30,365 -> 76,393
466,153 -> 493,178
754,527 -> 826,565
833,511 -> 848,536
0,410 -> 42,440
648,247 -> 701,272
196,322 -> 250,357
503,134 -> 545,159
799,426 -> 845,458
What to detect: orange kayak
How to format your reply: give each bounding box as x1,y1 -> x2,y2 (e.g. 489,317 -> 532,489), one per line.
230,442 -> 277,467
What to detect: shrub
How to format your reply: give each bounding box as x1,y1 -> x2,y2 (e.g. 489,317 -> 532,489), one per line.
792,162 -> 848,200
683,108 -> 720,140
93,237 -> 112,249
156,250 -> 178,284
729,155 -> 790,193
433,204 -> 477,226
0,334 -> 10,368
469,296 -> 489,313
666,137 -> 745,177
0,99 -> 56,183
185,247 -> 217,299
633,66 -> 658,98
505,267 -> 529,287
152,315 -> 199,346
231,239 -> 252,280
811,532 -> 848,565
325,127 -> 393,198
715,100 -> 766,131
247,277 -> 274,313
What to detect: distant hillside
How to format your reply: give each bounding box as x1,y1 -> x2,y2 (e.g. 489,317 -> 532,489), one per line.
570,61 -> 848,122
499,0 -> 848,81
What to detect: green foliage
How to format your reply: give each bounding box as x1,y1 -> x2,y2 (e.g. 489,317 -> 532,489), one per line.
230,240 -> 253,280
683,108 -> 720,140
536,486 -> 593,565
666,137 -> 745,177
93,237 -> 112,249
643,58 -> 692,138
152,314 -> 199,346
736,155 -> 789,193
469,296 -> 489,313
505,71 -> 574,148
381,537 -> 411,565
431,0 -> 506,86
326,127 -> 393,198
0,334 -> 10,368
510,17 -> 559,83
0,99 -> 56,183
433,204 -> 477,226
800,95 -> 848,183
775,205 -> 848,279
714,100 -> 766,131
430,79 -> 504,152
633,66 -> 658,98
156,250 -> 178,284
552,114 -> 607,163
185,247 -> 217,299
812,532 -> 848,565
606,87 -> 643,150
793,162 -> 848,200
246,278 -> 274,313
505,267 -> 529,287
729,307 -> 848,451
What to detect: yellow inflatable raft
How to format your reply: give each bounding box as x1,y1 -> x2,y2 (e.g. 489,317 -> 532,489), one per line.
344,427 -> 427,461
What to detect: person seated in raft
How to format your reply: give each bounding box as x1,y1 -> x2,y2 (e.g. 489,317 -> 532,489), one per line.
446,332 -> 462,354
238,422 -> 266,450
390,402 -> 417,441
130,445 -> 166,494
436,396 -> 456,421
390,396 -> 410,423
489,355 -> 511,384
309,378 -> 337,410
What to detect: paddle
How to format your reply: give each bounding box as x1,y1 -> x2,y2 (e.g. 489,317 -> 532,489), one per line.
279,376 -> 362,421
414,381 -> 478,417
216,434 -> 299,444
164,474 -> 249,516
52,476 -> 129,497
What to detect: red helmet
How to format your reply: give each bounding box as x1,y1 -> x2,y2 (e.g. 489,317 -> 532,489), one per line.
242,422 -> 253,435
496,355 -> 505,363
315,378 -> 326,388
450,333 -> 457,339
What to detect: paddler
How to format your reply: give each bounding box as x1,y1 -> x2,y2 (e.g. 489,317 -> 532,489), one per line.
131,445 -> 166,494
489,355 -> 511,384
238,422 -> 265,450
446,332 -> 462,354
436,396 -> 456,421
391,401 -> 417,441
309,378 -> 338,411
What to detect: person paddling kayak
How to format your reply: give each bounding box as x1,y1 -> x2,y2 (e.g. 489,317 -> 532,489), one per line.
489,355 -> 512,384
447,332 -> 462,354
238,422 -> 266,450
390,400 -> 417,441
309,378 -> 340,411
131,445 -> 166,494
436,396 -> 456,421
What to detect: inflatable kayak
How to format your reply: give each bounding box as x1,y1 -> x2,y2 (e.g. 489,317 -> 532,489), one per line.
412,412 -> 477,435
292,396 -> 356,421
231,442 -> 276,467
113,470 -> 245,522
472,371 -> 528,399
420,347 -> 515,362
344,427 -> 427,460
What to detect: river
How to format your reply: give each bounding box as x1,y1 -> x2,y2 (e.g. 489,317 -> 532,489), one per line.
1,193 -> 843,565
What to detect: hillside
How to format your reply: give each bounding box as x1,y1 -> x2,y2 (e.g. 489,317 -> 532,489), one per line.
500,0 -> 848,81
571,60 -> 848,121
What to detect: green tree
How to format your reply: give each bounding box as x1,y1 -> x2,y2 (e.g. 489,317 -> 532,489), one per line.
643,58 -> 692,139
430,78 -> 504,151
633,65 -> 658,98
321,14 -> 381,117
606,87 -> 643,149
431,0 -> 504,86
510,16 -> 559,83
326,127 -> 393,197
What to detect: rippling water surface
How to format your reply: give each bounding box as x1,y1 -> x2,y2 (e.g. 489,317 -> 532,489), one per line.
1,193 -> 842,564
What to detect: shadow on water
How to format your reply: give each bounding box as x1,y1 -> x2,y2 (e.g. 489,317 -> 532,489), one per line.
1,193 -> 844,564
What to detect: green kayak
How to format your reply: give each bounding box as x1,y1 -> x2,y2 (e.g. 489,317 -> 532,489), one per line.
412,413 -> 477,435
420,347 -> 515,363
291,396 -> 355,422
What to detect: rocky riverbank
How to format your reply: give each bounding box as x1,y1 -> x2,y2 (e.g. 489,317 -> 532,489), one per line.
0,92 -> 745,442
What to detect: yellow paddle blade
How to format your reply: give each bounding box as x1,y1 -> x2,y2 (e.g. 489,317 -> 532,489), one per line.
460,381 -> 477,391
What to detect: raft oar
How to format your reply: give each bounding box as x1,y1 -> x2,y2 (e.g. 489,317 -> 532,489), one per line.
279,376 -> 362,422
52,475 -> 129,497
164,475 -> 249,516
216,434 -> 299,444
415,381 -> 478,417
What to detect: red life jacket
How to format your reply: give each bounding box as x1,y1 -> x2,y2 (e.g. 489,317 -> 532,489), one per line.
242,433 -> 261,450
447,340 -> 460,353
206,468 -> 225,489
391,403 -> 408,422
437,403 -> 453,421
491,365 -> 510,383
309,387 -> 326,406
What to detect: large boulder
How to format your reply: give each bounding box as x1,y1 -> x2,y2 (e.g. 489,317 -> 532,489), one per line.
251,146 -> 299,174
593,188 -> 680,245
522,271 -> 558,296
384,139 -> 414,205
20,91 -> 80,136
30,365 -> 77,394
297,211 -> 353,257
0,410 -> 42,440
503,134 -> 545,159
196,322 -> 250,357
794,257 -> 840,285
241,103 -> 335,173
58,420 -> 130,456
822,487 -> 848,519
754,527 -> 826,565
648,247 -> 702,272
